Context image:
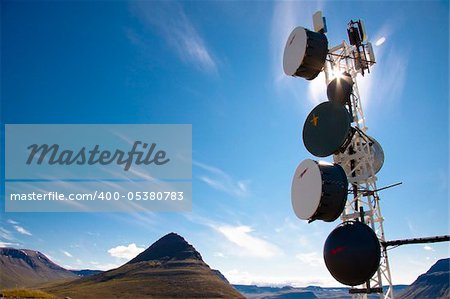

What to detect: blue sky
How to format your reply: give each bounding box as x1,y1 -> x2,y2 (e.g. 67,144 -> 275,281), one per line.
1,0 -> 449,287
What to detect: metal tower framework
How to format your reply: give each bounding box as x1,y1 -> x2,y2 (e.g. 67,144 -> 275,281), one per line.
324,41 -> 394,299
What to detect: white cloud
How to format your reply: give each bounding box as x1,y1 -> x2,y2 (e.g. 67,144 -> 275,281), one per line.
108,243 -> 145,260
222,269 -> 253,285
14,225 -> 32,236
423,245 -> 433,251
0,241 -> 20,248
7,219 -> 19,225
62,250 -> 73,258
194,160 -> 250,198
295,252 -> 323,267
213,225 -> 282,258
130,1 -> 217,74
214,252 -> 225,258
223,268 -> 333,287
375,36 -> 386,46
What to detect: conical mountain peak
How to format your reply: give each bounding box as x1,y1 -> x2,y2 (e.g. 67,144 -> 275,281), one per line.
44,232 -> 244,298
127,232 -> 203,264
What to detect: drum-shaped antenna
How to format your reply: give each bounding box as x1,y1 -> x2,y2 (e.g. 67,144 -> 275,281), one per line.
291,159 -> 347,222
327,72 -> 353,104
283,26 -> 328,80
303,101 -> 353,157
324,221 -> 381,286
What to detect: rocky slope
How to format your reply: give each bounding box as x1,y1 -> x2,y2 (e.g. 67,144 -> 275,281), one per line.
398,258 -> 449,299
0,247 -> 76,288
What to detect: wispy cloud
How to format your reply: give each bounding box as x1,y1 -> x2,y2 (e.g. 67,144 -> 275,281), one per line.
0,227 -> 15,241
406,218 -> 421,236
212,224 -> 282,258
295,252 -> 323,267
0,241 -> 20,248
194,160 -> 250,198
213,252 -> 225,258
375,36 -> 386,46
14,225 -> 32,236
199,176 -> 249,198
62,250 -> 73,258
130,1 -> 217,74
7,219 -> 19,225
357,26 -> 408,116
108,243 -> 145,260
223,268 -> 334,287
185,213 -> 282,258
423,245 -> 434,251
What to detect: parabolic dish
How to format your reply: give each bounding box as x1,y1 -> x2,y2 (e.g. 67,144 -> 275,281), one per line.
324,221 -> 381,286
303,101 -> 352,157
334,135 -> 385,178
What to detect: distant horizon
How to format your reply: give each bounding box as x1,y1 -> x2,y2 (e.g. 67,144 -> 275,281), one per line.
3,234 -> 443,289
1,231 -> 447,288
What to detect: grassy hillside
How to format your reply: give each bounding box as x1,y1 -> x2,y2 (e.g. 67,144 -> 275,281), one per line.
0,288 -> 57,299
44,259 -> 244,298
2,233 -> 244,298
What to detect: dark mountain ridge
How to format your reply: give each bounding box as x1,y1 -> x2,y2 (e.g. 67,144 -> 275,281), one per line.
0,247 -> 76,288
398,258 -> 449,299
1,248 -> 61,271
127,232 -> 202,263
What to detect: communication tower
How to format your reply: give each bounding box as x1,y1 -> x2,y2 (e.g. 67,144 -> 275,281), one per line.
284,12 -> 393,299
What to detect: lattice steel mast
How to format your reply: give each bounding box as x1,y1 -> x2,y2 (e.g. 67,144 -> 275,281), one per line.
325,37 -> 394,299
